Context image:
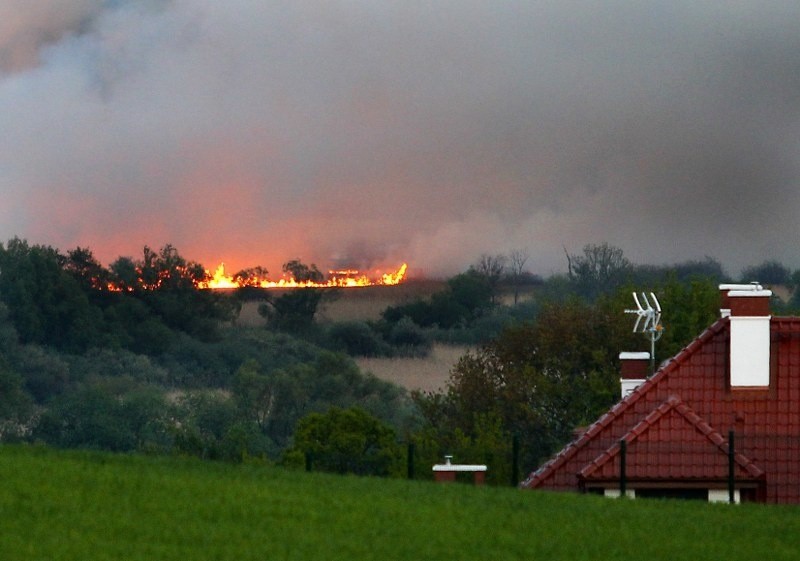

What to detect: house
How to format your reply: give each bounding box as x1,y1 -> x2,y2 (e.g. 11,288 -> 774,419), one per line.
521,284 -> 800,503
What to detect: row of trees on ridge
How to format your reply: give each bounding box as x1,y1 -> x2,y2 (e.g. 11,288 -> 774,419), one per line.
1,236 -> 799,483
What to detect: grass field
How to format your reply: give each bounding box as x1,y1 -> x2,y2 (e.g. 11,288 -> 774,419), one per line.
1,445 -> 799,560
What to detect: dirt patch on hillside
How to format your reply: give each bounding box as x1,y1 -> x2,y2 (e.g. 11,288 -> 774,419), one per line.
356,344 -> 469,393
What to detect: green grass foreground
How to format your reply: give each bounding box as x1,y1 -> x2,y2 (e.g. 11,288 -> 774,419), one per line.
1,446 -> 799,560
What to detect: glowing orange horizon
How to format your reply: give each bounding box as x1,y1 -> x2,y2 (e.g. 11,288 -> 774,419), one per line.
198,262 -> 408,290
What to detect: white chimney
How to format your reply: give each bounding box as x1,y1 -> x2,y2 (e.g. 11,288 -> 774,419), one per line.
619,352 -> 650,398
719,284 -> 772,388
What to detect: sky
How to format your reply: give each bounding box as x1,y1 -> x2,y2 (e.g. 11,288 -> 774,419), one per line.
1,1 -> 799,279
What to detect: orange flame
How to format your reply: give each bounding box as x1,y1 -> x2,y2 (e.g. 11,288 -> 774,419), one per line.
199,262 -> 408,290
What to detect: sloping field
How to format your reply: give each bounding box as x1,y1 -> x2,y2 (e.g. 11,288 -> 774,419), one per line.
1,446 -> 799,561
318,280 -> 446,322
236,280 -> 461,392
356,343 -> 467,393
236,280 -> 446,327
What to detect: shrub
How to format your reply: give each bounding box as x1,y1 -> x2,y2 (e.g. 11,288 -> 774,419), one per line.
33,381 -> 169,453
388,317 -> 432,356
326,321 -> 391,357
283,406 -> 403,476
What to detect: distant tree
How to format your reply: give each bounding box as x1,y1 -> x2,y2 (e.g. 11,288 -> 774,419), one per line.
232,359 -> 278,432
284,407 -> 402,476
101,296 -> 175,354
442,271 -> 494,321
381,299 -> 433,326
565,243 -> 632,300
137,244 -> 208,291
668,257 -> 727,282
653,276 -> 721,360
232,266 -> 270,287
230,266 -> 271,301
172,390 -> 240,460
108,256 -> 140,292
258,260 -> 329,333
282,259 -> 324,283
14,345 -> 71,403
64,247 -> 110,291
787,273 -> 800,310
381,269 -> 493,329
387,317 -> 431,355
413,294 -> 640,471
628,257 -> 727,291
740,260 -> 791,285
472,253 -> 507,304
507,249 -> 530,305
34,380 -> 170,453
259,290 -> 323,333
325,321 -> 391,357
0,303 -> 18,358
0,362 -> 33,441
0,238 -> 107,351
123,244 -> 238,340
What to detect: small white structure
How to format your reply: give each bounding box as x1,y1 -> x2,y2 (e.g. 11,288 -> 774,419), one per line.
432,455 -> 488,484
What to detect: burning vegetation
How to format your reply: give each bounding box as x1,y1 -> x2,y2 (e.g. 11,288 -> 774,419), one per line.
85,243 -> 408,293
199,262 -> 408,290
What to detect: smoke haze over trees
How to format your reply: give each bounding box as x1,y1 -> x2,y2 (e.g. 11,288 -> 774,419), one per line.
2,2 -> 800,277
2,235 -> 800,479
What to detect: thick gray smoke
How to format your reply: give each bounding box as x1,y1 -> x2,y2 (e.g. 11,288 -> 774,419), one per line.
2,1 -> 800,277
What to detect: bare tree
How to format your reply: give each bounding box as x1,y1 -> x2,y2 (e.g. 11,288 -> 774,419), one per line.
473,253 -> 507,305
565,243 -> 631,300
508,249 -> 530,305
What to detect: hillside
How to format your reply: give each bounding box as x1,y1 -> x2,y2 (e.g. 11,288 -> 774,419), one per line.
237,279 -> 466,393
236,279 -> 448,326
1,446 -> 799,560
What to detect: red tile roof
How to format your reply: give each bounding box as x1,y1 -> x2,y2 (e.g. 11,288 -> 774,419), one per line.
521,316 -> 800,503
579,395 -> 763,482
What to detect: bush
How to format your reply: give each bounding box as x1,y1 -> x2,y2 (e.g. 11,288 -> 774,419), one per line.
283,406 -> 403,476
67,348 -> 169,386
0,364 -> 33,441
170,390 -> 275,461
388,317 -> 432,356
33,381 -> 170,453
14,345 -> 71,404
325,321 -> 391,357
431,311 -> 517,345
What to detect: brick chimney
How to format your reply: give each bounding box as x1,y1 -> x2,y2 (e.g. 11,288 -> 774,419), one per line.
719,283 -> 772,388
619,351 -> 650,398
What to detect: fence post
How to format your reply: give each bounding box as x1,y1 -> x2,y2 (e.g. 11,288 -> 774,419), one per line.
619,439 -> 627,497
407,442 -> 415,480
728,430 -> 735,504
511,434 -> 520,487
305,451 -> 313,472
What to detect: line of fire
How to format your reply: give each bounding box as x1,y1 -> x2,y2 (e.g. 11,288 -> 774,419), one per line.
199,262 -> 408,290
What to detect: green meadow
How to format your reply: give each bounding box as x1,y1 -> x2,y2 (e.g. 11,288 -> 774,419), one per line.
1,446 -> 799,560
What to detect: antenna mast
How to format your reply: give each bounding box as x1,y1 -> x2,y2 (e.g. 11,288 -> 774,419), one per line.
624,292 -> 664,374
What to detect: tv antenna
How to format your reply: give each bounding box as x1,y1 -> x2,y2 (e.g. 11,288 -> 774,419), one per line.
624,292 -> 664,374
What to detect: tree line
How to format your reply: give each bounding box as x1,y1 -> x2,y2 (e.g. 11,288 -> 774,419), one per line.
0,238 -> 410,464
1,237 -> 797,483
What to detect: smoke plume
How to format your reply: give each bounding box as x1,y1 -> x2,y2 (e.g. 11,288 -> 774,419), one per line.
2,1 -> 800,277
